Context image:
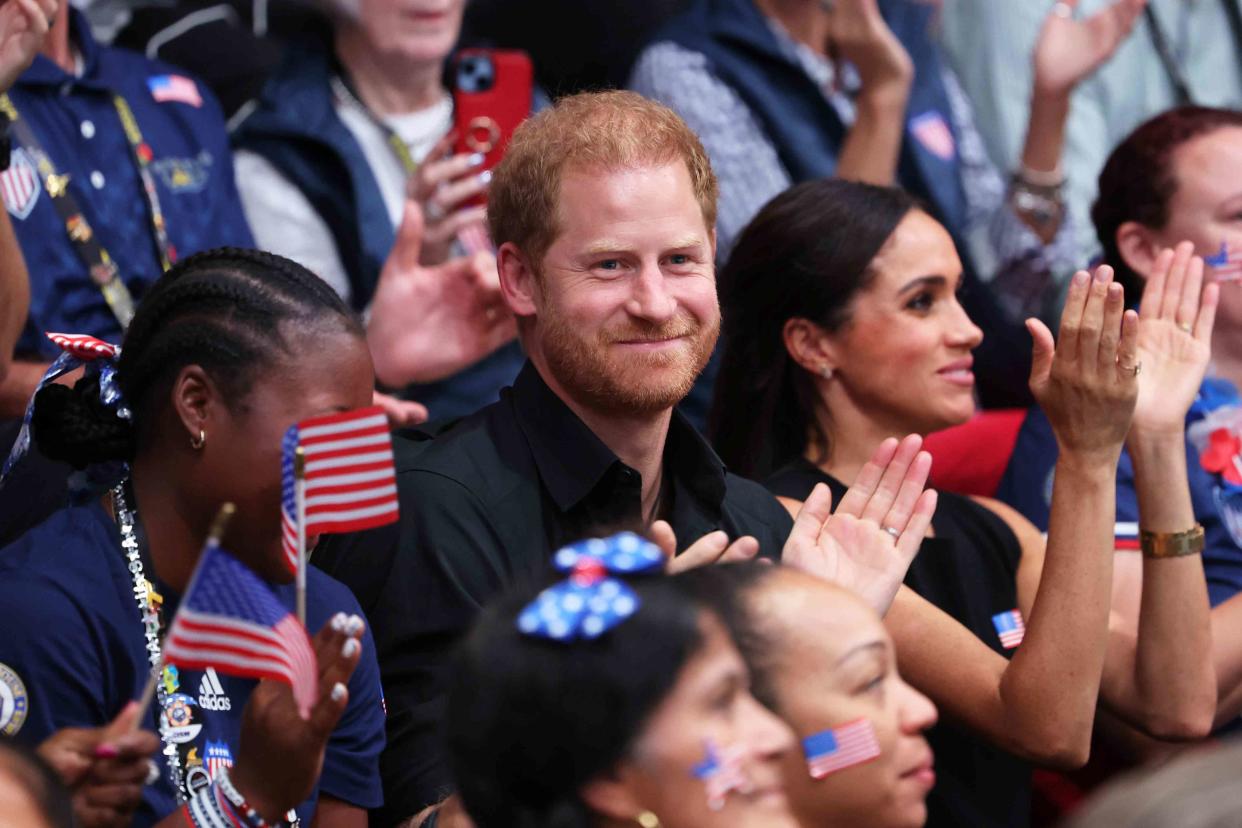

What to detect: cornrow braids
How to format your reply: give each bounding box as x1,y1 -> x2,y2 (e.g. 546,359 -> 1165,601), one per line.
32,248 -> 361,467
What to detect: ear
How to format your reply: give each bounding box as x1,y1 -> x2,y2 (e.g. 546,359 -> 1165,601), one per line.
169,365 -> 223,447
579,770 -> 648,824
782,317 -> 838,377
1116,221 -> 1161,281
497,241 -> 540,320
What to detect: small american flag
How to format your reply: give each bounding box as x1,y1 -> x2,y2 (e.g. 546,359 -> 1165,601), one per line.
1114,521 -> 1140,551
163,545 -> 318,718
1,148 -> 40,220
909,111 -> 956,162
1205,242 -> 1242,282
45,332 -> 118,360
147,74 -> 202,108
692,741 -> 749,811
992,609 -> 1026,650
803,718 -> 881,779
280,406 -> 399,574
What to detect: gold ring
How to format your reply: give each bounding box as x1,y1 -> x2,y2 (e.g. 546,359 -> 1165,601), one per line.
1178,321 -> 1193,333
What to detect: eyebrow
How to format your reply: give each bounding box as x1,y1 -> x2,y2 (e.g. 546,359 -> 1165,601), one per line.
834,640 -> 887,668
897,275 -> 948,294
580,236 -> 706,257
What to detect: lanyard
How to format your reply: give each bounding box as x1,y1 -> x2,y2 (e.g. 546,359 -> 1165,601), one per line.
330,75 -> 420,177
0,91 -> 178,331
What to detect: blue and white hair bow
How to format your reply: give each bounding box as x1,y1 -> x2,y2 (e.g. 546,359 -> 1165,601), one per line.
517,532 -> 665,641
0,332 -> 129,486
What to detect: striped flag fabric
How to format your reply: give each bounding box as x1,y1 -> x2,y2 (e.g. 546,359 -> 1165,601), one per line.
1,148 -> 40,220
992,609 -> 1026,650
162,545 -> 318,718
1206,242 -> 1242,282
1114,521 -> 1140,551
280,406 -> 399,574
692,740 -> 749,811
45,332 -> 119,360
147,74 -> 203,108
802,718 -> 881,779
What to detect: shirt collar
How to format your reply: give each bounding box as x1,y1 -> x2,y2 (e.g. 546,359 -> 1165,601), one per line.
511,361 -> 729,514
18,8 -> 105,90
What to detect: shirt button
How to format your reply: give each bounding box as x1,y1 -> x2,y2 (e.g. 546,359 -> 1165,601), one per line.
80,120 -> 95,139
90,171 -> 105,189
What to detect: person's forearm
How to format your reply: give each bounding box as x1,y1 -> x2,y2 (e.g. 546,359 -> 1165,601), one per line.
1209,593 -> 1242,726
1,360 -> 48,419
1106,430 -> 1215,738
1019,89 -> 1070,175
834,86 -> 910,186
997,453 -> 1117,765
0,210 -> 30,384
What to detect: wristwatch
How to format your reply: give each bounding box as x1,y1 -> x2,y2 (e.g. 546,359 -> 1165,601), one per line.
1010,167 -> 1065,241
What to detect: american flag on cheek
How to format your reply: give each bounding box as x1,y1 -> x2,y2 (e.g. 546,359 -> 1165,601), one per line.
802,718 -> 881,779
1205,242 -> 1242,282
692,740 -> 751,811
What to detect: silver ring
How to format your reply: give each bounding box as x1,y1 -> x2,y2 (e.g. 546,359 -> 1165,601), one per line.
1052,1 -> 1074,19
1119,360 -> 1141,377
883,526 -> 901,539
145,759 -> 160,786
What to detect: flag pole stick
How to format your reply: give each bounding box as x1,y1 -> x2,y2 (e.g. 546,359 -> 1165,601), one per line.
132,502 -> 236,729
295,447 -> 307,627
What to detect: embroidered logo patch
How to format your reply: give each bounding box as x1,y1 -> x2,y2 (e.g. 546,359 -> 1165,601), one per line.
0,662 -> 29,736
1,148 -> 42,220
147,74 -> 203,108
151,151 -> 213,193
909,112 -> 956,162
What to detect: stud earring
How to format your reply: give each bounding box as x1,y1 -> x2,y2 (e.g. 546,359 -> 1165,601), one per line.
636,811 -> 661,828
190,429 -> 206,450
819,365 -> 834,380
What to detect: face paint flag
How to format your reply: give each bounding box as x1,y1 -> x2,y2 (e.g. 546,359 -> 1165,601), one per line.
803,718 -> 881,779
162,545 -> 318,718
1114,521 -> 1139,551
992,609 -> 1025,650
280,405 -> 398,574
692,740 -> 750,811
1206,243 -> 1242,282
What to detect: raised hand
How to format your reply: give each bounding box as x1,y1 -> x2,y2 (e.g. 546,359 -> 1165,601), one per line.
229,612 -> 364,821
367,197 -> 516,389
1032,0 -> 1146,98
1130,242 -> 1218,436
823,0 -> 913,98
1026,265 -> 1139,460
0,0 -> 56,93
372,389 -> 428,429
410,134 -> 491,266
36,701 -> 159,828
649,520 -> 761,574
781,436 -> 937,615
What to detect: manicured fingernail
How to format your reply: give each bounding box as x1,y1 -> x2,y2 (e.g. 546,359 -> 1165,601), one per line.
330,613 -> 347,632
478,169 -> 493,185
468,152 -> 485,167
344,615 -> 364,636
94,743 -> 118,759
331,682 -> 347,702
342,638 -> 360,658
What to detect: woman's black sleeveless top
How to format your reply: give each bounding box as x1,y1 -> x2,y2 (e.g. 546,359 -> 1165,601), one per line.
768,457 -> 1031,828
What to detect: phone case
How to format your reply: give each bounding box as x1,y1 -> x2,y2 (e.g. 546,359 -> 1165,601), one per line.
452,48 -> 534,201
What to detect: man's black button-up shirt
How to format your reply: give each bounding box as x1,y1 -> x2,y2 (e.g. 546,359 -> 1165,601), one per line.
315,361 -> 794,824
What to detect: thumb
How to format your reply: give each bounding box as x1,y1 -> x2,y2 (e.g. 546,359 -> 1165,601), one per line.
788,483 -> 833,548
390,198 -> 426,273
1026,317 -> 1055,388
103,700 -> 142,739
648,519 -> 677,563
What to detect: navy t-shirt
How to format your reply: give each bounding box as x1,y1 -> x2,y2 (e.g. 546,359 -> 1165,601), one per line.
0,502 -> 385,823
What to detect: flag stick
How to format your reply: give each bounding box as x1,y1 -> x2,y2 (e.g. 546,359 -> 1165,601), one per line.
295,447 -> 307,627
132,502 -> 236,729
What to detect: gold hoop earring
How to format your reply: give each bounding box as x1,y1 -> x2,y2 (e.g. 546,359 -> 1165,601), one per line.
190,429 -> 206,450
636,811 -> 661,828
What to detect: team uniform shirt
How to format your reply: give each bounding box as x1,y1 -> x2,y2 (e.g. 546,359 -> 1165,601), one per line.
3,9 -> 253,361
0,501 -> 385,823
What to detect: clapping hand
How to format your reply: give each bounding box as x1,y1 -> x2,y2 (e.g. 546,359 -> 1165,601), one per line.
651,521 -> 761,574
1026,265 -> 1139,461
1033,0 -> 1146,98
0,0 -> 56,93
781,435 -> 937,615
367,197 -> 516,390
1130,242 -> 1218,436
823,0 -> 913,97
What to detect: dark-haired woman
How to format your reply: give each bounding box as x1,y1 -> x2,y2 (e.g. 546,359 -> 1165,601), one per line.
710,178 -> 1218,827
447,533 -> 799,828
1000,106 -> 1242,732
0,249 -> 385,825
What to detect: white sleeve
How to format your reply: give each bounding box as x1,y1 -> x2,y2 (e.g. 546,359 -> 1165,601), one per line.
233,149 -> 354,302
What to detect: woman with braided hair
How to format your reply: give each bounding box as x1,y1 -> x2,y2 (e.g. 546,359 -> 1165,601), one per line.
0,248 -> 386,826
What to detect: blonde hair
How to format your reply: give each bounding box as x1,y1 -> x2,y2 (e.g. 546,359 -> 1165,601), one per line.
487,90 -> 718,267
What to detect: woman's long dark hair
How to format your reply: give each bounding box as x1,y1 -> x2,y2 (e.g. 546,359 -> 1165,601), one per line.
30,247 -> 362,467
709,179 -> 916,480
446,573 -> 706,828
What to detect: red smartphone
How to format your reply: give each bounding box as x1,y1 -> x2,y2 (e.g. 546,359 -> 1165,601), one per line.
452,48 -> 533,207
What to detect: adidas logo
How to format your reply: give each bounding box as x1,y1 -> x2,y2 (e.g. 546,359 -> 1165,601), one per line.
198,668 -> 232,712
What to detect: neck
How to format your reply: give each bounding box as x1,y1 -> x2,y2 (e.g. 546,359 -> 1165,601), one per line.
1212,327 -> 1242,391
755,0 -> 831,55
129,456 -> 203,594
811,386 -> 917,484
334,30 -> 445,116
41,10 -> 74,74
